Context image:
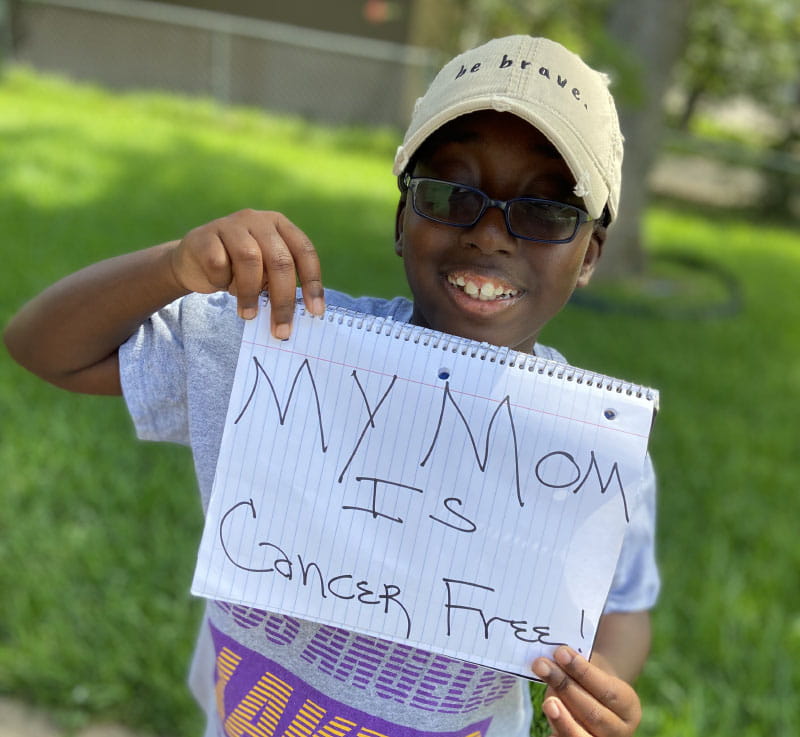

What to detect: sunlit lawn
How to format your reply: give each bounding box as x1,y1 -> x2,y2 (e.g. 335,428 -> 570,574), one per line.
1,68 -> 798,736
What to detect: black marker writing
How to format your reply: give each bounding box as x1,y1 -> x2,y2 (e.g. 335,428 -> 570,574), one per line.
235,357 -> 328,453
338,371 -> 398,482
535,449 -> 630,522
421,382 -> 523,507
342,476 -> 423,523
573,451 -> 629,522
219,499 -> 272,573
442,578 -> 567,645
219,498 -> 412,637
429,497 -> 478,533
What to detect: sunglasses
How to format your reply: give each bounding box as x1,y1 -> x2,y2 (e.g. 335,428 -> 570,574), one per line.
399,174 -> 593,244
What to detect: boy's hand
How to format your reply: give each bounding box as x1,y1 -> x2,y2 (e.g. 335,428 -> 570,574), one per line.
170,209 -> 325,339
533,646 -> 642,737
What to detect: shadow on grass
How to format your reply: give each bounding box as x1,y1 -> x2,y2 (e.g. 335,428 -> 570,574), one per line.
570,250 -> 744,320
567,190 -> 799,322
0,122 -> 407,312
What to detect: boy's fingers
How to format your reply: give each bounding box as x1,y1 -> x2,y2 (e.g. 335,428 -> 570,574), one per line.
250,221 -> 300,338
182,210 -> 323,337
276,217 -> 325,316
543,681 -> 624,737
252,214 -> 324,338
541,696 -> 584,737
220,228 -> 265,321
533,649 -> 637,737
553,647 -> 639,724
174,230 -> 233,293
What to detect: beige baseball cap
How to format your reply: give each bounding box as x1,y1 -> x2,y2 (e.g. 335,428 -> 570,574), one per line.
393,35 -> 624,223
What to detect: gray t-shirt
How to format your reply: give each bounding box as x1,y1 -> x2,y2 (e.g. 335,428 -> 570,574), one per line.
120,289 -> 659,737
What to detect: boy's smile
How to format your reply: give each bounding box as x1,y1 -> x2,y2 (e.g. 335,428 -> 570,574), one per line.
444,270 -> 522,312
446,271 -> 519,302
395,111 -> 603,354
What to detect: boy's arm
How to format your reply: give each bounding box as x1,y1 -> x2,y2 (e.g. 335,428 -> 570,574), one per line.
4,210 -> 324,395
533,610 -> 650,736
5,242 -> 186,395
591,610 -> 651,682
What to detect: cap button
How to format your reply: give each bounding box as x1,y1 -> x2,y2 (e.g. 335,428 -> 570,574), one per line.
491,95 -> 511,113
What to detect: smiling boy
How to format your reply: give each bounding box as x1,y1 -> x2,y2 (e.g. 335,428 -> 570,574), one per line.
5,35 -> 658,737
396,111 -> 601,353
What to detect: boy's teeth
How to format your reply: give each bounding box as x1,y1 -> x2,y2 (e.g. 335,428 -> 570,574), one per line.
448,274 -> 518,301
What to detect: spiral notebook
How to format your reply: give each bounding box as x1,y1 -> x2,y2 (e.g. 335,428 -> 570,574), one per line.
192,297 -> 658,678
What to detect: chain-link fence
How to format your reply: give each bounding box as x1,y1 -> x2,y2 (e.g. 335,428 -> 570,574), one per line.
11,0 -> 440,127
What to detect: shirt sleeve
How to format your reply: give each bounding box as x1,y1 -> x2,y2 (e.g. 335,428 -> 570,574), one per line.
118,297 -> 190,446
603,454 -> 660,612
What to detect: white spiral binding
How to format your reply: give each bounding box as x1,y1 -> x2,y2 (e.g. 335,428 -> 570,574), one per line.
291,299 -> 657,403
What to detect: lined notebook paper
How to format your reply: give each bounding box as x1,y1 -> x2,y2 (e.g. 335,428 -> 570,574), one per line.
192,297 -> 658,678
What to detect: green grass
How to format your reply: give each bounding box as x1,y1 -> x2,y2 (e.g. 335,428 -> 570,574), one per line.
1,67 -> 798,736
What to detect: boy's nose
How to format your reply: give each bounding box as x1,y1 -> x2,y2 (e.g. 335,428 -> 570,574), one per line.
465,205 -> 516,254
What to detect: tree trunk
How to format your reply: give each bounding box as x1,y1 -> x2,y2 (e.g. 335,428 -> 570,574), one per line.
0,0 -> 14,62
597,0 -> 695,279
759,81 -> 800,219
678,84 -> 705,131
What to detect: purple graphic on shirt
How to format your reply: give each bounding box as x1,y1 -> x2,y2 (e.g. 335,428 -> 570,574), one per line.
210,622 -> 494,737
214,602 -> 517,716
300,625 -> 517,714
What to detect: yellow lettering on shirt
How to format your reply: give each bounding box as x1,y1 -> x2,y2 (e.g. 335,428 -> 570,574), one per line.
282,698 -> 357,737
223,671 -> 293,737
216,647 -> 243,720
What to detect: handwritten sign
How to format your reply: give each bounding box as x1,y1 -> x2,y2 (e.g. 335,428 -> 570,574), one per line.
191,300 -> 658,678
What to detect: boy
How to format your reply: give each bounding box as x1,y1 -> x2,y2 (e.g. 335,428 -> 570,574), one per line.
5,35 -> 658,737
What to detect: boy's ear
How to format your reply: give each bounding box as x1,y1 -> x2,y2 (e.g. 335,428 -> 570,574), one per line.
576,223 -> 606,287
394,198 -> 407,257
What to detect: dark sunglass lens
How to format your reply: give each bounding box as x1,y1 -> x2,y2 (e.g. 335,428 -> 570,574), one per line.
510,200 -> 578,241
415,180 -> 482,225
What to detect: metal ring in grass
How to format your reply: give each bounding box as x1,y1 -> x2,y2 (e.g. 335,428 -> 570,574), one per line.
570,251 -> 744,320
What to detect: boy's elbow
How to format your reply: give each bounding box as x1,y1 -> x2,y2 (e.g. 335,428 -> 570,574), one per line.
4,314 -> 37,373
4,321 -> 56,386
3,315 -> 122,395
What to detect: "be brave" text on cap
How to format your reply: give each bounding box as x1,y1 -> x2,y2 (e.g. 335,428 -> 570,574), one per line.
455,53 -> 586,108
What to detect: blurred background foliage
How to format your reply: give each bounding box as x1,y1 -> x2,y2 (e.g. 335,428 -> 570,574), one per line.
412,0 -> 799,276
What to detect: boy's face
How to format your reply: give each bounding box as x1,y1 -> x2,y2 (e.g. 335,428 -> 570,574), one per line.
395,111 -> 603,354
